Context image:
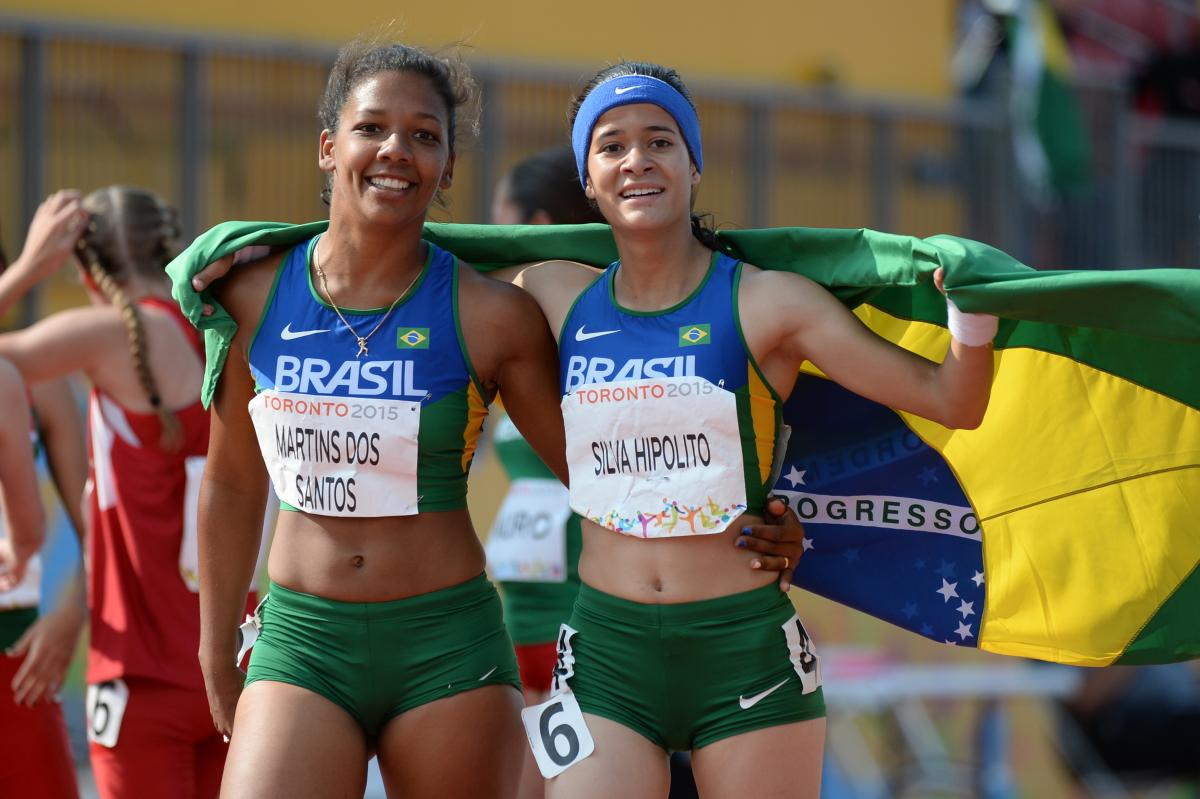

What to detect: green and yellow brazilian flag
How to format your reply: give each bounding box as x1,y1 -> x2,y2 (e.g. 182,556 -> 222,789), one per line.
170,220 -> 1200,667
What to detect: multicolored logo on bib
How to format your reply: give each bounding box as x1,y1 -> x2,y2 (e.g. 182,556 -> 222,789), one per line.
678,324 -> 710,347
397,327 -> 430,349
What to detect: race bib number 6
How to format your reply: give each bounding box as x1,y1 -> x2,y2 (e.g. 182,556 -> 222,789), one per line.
520,692 -> 595,778
86,678 -> 130,748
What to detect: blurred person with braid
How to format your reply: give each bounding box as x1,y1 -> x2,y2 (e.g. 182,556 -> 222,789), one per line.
0,187 -> 257,798
0,198 -> 90,798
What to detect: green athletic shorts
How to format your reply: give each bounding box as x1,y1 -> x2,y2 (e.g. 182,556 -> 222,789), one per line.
556,582 -> 825,752
245,573 -> 521,736
0,607 -> 37,650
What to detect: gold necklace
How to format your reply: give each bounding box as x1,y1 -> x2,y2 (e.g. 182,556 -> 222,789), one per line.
312,240 -> 423,358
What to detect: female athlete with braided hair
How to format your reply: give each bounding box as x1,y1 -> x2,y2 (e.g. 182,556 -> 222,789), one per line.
0,186 -> 257,798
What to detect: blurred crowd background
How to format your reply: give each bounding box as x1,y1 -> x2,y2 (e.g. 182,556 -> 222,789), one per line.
1,0 -> 1198,796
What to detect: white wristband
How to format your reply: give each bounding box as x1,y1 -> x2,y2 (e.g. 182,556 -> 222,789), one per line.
946,296 -> 997,347
231,245 -> 271,266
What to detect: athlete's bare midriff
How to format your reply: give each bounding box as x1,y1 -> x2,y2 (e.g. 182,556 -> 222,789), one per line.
577,512 -> 776,603
266,508 -> 486,603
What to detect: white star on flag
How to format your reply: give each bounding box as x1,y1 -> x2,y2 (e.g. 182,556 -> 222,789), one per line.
955,622 -> 974,640
972,570 -> 985,587
936,579 -> 959,603
958,600 -> 975,618
783,466 -> 807,487
802,537 -> 815,552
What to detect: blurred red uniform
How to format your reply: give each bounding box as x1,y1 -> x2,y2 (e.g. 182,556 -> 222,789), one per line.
1,577 -> 79,797
85,300 -> 254,799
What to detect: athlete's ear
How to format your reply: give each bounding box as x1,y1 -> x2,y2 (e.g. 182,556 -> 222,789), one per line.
318,129 -> 336,173
690,161 -> 701,188
440,152 -> 455,190
584,176 -> 596,200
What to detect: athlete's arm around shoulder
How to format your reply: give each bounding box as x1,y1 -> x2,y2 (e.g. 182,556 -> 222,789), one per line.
499,259 -> 602,342
458,264 -> 568,484
201,249 -> 281,572
737,264 -> 992,429
196,252 -> 280,730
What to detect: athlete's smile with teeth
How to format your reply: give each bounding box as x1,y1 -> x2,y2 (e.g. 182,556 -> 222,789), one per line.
620,185 -> 663,199
366,175 -> 413,192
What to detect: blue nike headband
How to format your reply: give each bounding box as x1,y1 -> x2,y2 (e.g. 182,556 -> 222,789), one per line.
571,74 -> 704,187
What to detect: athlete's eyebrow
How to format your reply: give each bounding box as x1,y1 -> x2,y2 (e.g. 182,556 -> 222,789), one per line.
595,124 -> 678,139
358,107 -> 445,125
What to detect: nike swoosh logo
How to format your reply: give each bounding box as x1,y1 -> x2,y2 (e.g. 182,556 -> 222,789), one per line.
575,325 -> 621,342
478,666 -> 499,681
614,85 -> 646,95
280,323 -> 331,340
738,678 -> 788,710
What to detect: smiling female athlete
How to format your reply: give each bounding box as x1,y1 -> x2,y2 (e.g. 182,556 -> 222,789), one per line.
500,62 -> 996,799
196,41 -> 565,798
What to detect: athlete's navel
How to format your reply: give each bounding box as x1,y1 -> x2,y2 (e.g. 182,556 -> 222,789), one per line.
351,554 -> 365,569
651,578 -> 663,593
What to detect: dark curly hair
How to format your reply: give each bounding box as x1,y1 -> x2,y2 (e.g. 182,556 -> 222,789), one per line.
317,38 -> 480,206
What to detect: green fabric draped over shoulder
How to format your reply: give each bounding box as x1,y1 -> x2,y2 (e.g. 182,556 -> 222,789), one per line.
167,219 -> 1200,409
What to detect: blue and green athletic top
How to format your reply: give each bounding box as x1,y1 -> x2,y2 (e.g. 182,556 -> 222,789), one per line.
246,236 -> 489,516
558,251 -> 783,537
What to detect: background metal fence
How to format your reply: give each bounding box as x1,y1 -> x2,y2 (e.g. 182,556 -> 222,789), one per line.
2,19 -> 1197,320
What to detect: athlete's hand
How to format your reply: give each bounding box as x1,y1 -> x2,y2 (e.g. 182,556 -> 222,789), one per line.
737,495 -> 805,592
0,539 -> 30,593
12,190 -> 88,283
7,593 -> 85,706
192,246 -> 270,316
202,658 -> 246,738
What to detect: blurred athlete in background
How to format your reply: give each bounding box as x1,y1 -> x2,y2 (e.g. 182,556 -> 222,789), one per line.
0,201 -> 92,799
0,187 -> 256,799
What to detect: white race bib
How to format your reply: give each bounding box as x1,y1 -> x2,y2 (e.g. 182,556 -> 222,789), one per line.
86,679 -> 130,748
179,456 -> 206,592
521,692 -> 595,778
783,614 -> 822,695
0,508 -> 41,609
248,390 -> 421,517
485,480 -> 571,583
235,595 -> 268,668
561,376 -> 747,537
0,553 -> 40,609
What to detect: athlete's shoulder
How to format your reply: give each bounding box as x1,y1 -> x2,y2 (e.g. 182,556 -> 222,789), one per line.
457,258 -> 535,308
514,260 -> 602,325
737,261 -> 827,304
216,248 -> 290,333
515,259 -> 601,287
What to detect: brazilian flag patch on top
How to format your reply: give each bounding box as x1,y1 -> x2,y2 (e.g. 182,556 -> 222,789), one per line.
678,324 -> 711,347
397,327 -> 430,349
